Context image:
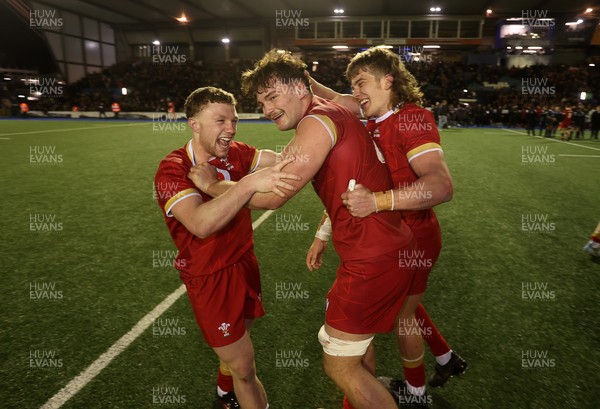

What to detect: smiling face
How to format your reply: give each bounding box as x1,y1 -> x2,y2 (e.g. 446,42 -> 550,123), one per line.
189,102 -> 238,160
350,68 -> 393,118
256,79 -> 309,131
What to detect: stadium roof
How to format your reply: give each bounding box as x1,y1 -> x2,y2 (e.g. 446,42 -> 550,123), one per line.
31,0 -> 594,27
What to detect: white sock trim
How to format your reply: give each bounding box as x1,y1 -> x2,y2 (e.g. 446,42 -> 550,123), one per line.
216,386 -> 228,397
406,381 -> 426,396
436,350 -> 452,366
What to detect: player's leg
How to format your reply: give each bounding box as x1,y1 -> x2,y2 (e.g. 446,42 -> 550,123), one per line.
396,293 -> 427,398
216,318 -> 257,406
583,221 -> 600,258
416,304 -> 468,386
342,342 -> 377,409
327,250 -> 413,408
320,325 -> 396,409
214,332 -> 267,409
184,250 -> 267,408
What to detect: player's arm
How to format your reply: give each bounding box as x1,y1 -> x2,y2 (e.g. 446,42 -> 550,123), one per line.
306,211 -> 331,271
173,158 -> 299,238
305,71 -> 361,116
189,148 -> 284,200
342,151 -> 453,217
254,149 -> 282,170
246,116 -> 332,210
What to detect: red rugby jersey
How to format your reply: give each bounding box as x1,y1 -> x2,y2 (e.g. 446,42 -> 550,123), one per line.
307,96 -> 414,261
155,140 -> 260,276
366,104 -> 442,227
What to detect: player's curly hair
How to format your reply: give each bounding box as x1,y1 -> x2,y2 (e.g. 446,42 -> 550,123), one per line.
184,87 -> 236,119
346,47 -> 423,107
241,49 -> 310,96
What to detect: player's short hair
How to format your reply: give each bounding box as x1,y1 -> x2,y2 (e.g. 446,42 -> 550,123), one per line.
346,47 -> 423,107
184,87 -> 236,119
241,49 -> 310,96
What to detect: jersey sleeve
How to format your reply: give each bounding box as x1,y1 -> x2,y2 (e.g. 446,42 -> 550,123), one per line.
155,153 -> 201,217
232,141 -> 260,174
301,114 -> 338,147
398,107 -> 443,163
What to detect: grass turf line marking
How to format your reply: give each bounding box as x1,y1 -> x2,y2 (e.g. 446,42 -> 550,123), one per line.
501,128 -> 600,152
0,123 -> 147,137
40,209 -> 275,409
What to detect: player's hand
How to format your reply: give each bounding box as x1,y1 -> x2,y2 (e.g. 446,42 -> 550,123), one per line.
188,162 -> 218,193
306,238 -> 328,271
246,157 -> 302,197
341,184 -> 376,217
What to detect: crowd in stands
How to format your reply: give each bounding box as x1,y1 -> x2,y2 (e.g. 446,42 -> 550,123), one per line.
4,54 -> 600,133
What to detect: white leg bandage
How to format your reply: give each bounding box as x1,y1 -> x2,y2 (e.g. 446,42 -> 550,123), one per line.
317,325 -> 373,357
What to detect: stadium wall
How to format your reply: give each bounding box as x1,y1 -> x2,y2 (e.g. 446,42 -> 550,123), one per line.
30,1 -> 116,83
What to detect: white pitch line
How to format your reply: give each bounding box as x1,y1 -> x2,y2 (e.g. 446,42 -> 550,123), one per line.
40,209 -> 275,409
557,154 -> 600,158
252,210 -> 274,229
0,137 -> 10,139
0,123 -> 147,137
501,128 -> 600,152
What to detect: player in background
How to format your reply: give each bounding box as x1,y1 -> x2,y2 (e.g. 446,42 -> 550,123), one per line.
559,105 -> 573,141
155,86 -> 300,409
167,98 -> 177,120
591,105 -> 600,139
305,46 -> 467,406
583,222 -> 600,258
188,50 -> 419,409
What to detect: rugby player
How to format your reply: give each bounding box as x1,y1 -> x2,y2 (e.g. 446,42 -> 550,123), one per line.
306,46 -> 467,406
155,86 -> 300,409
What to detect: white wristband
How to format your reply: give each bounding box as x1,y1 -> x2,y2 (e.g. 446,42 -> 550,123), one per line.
315,216 -> 332,241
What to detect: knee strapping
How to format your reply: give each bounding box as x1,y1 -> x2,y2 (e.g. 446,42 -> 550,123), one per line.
317,325 -> 373,357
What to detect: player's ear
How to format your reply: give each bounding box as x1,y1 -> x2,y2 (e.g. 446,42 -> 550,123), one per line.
383,74 -> 394,90
188,117 -> 199,132
297,81 -> 310,99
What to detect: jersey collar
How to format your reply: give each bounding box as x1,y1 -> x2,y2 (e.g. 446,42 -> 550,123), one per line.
375,104 -> 403,123
186,139 -> 196,166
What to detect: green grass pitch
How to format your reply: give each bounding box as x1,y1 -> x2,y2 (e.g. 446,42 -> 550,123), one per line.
0,119 -> 599,409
